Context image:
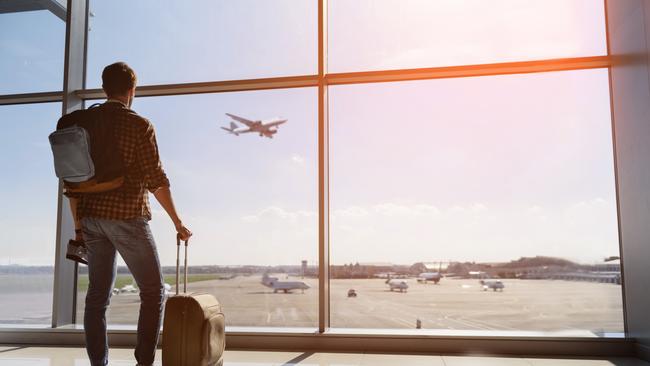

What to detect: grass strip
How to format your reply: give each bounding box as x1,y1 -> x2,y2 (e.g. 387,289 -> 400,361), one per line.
77,274 -> 221,292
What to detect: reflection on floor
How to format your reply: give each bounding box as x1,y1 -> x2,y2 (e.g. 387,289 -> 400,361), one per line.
0,346 -> 649,366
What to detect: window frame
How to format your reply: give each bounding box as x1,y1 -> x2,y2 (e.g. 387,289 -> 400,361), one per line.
0,0 -> 630,357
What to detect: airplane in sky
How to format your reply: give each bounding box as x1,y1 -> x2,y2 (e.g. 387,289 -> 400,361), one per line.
261,274 -> 310,293
221,113 -> 288,138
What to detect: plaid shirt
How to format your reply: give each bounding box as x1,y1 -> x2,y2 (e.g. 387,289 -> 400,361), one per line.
61,100 -> 170,220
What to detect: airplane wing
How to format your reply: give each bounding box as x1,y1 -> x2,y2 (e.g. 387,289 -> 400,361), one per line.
226,113 -> 255,127
262,119 -> 287,128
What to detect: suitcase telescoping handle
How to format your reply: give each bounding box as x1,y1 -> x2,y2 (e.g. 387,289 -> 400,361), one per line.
176,234 -> 189,295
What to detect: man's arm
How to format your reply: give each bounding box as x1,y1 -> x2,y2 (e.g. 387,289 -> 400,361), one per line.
153,186 -> 192,241
67,196 -> 83,241
69,197 -> 80,228
136,120 -> 192,241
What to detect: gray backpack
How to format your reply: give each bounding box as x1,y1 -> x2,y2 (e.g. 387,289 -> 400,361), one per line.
49,104 -> 125,193
49,126 -> 95,183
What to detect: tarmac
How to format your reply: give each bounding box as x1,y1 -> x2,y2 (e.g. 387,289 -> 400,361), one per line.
74,275 -> 624,334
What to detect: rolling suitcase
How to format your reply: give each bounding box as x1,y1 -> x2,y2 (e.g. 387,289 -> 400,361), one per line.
162,235 -> 225,366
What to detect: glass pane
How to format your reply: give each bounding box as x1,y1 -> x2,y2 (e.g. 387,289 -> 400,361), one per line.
330,69 -> 623,336
86,0 -> 317,88
0,9 -> 65,94
329,0 -> 607,73
0,103 -> 60,326
76,88 -> 318,328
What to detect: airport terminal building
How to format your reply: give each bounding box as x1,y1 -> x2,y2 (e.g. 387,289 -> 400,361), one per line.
2,1 -> 650,365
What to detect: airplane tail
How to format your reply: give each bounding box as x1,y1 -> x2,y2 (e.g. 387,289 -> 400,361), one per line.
221,122 -> 240,136
261,273 -> 277,287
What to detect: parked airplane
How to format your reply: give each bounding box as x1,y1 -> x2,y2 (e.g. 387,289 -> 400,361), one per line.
386,278 -> 409,292
221,113 -> 287,138
262,274 -> 310,293
113,283 -> 171,296
417,272 -> 442,284
112,284 -> 138,295
480,279 -> 505,291
216,274 -> 237,280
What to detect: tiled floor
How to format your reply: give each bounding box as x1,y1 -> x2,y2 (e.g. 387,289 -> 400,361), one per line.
0,346 -> 648,366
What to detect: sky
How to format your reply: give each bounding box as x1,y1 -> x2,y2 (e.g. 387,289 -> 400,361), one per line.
328,0 -> 607,72
0,0 -> 617,267
329,69 -> 617,265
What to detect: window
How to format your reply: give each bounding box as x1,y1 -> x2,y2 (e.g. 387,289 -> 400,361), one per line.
2,0 -> 622,339
85,0 -> 317,87
0,103 -> 61,326
329,69 -> 623,335
76,88 -> 319,328
0,9 -> 66,94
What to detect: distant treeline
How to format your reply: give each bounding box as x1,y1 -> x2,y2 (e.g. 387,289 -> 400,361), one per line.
0,264 -> 317,276
331,263 -> 412,279
331,256 -> 619,280
77,264 -> 318,276
2,256 -> 619,280
0,265 -> 54,275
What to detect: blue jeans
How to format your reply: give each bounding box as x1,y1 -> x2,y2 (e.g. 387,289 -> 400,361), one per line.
82,217 -> 164,366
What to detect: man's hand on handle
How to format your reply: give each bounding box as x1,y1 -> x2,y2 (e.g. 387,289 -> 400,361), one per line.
175,221 -> 192,242
75,228 -> 84,242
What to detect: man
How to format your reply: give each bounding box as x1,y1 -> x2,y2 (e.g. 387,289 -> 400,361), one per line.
61,62 -> 191,366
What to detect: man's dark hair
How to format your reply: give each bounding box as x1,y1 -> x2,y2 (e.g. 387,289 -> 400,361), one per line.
102,62 -> 137,96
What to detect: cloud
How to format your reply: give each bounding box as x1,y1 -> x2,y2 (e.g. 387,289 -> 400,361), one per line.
563,197 -> 614,226
449,203 -> 488,214
291,155 -> 305,165
527,205 -> 543,214
146,198 -> 618,265
333,206 -> 369,218
241,215 -> 260,223
470,203 -> 488,212
241,206 -> 316,223
372,203 -> 441,217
